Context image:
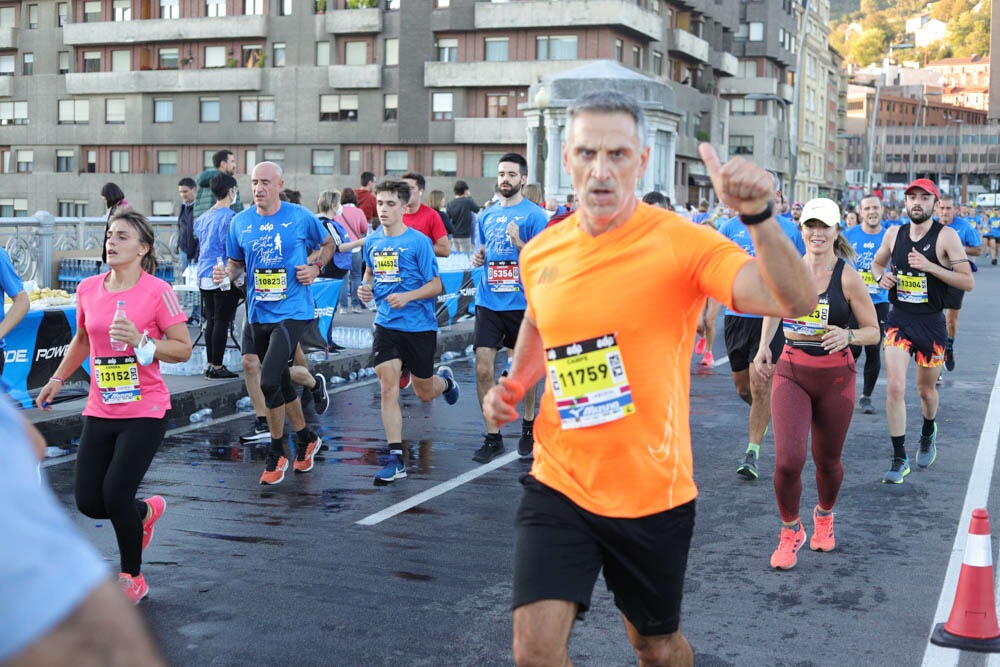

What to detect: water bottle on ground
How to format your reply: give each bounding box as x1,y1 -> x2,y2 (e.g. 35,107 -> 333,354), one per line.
110,300 -> 128,352
190,408 -> 213,423
236,396 -> 253,412
329,375 -> 347,385
348,371 -> 358,382
464,344 -> 474,356
441,351 -> 460,362
217,257 -> 231,291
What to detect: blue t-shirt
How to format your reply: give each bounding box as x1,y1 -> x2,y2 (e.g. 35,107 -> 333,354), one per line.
0,398 -> 108,662
987,216 -> 1000,237
474,199 -> 549,312
226,202 -> 330,324
194,207 -> 237,285
947,216 -> 983,250
0,249 -> 24,349
364,226 -> 439,332
692,211 -> 710,224
843,225 -> 889,305
717,215 -> 805,318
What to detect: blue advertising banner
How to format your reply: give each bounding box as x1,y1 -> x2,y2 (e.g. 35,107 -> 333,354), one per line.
311,278 -> 344,348
2,306 -> 90,408
435,268 -> 480,328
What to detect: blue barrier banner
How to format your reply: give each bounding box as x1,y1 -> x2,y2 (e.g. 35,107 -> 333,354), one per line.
311,278 -> 343,347
2,306 -> 90,408
435,268 -> 480,328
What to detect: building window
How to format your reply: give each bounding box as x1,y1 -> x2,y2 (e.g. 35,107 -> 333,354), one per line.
58,51 -> 70,74
205,45 -> 226,68
27,4 -> 37,28
615,39 -> 623,62
384,94 -> 398,121
15,150 -> 32,173
432,92 -> 453,121
319,94 -> 358,121
348,150 -> 360,175
280,0 -> 292,15
207,0 -> 226,16
83,0 -> 101,21
160,0 -> 179,19
652,51 -> 662,75
56,149 -> 75,172
273,42 -> 286,67
158,150 -> 177,174
57,2 -> 69,25
159,48 -> 178,69
387,0 -> 399,8
244,0 -> 263,15
316,41 -> 330,66
654,130 -> 669,191
632,46 -> 642,68
105,98 -> 125,124
86,150 -> 97,172
384,38 -> 398,66
200,97 -> 220,122
344,41 -> 367,65
432,151 -> 456,177
245,149 -> 256,172
59,200 -> 88,216
240,96 -> 275,121
482,151 -> 503,178
0,55 -> 12,76
434,0 -> 449,6
0,199 -> 28,216
58,99 -> 89,124
113,0 -> 131,21
437,38 -> 457,63
749,22 -> 764,41
729,135 -> 754,156
0,101 -> 28,125
110,150 -> 129,173
22,53 -> 33,75
262,149 -> 284,168
537,35 -> 577,60
486,94 -> 509,118
0,6 -> 12,27
485,37 -> 508,62
154,98 -> 173,123
385,150 -> 408,176
83,51 -> 101,73
312,150 -> 335,175
242,45 -> 263,67
730,98 -> 756,115
110,50 -> 130,72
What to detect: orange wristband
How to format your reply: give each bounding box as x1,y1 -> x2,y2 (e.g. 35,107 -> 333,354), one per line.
501,377 -> 525,400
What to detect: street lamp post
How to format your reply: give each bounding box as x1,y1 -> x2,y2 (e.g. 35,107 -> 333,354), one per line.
949,118 -> 964,199
746,93 -> 794,199
534,84 -> 550,200
865,43 -> 913,192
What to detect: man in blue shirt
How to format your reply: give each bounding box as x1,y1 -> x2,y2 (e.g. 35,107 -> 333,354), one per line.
0,248 -> 28,376
985,208 -> 1000,265
470,153 -> 548,463
936,194 -> 982,371
219,161 -> 333,485
358,179 -> 461,485
718,181 -> 805,480
844,194 -> 890,413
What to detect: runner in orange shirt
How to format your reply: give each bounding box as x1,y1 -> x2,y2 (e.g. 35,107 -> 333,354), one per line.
483,90 -> 816,667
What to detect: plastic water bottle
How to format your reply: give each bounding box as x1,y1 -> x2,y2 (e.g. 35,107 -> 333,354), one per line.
441,351 -> 460,362
464,344 -> 474,356
236,396 -> 253,412
329,375 -> 347,385
189,408 -> 213,423
348,371 -> 358,382
362,280 -> 377,311
217,257 -> 231,291
110,300 -> 128,351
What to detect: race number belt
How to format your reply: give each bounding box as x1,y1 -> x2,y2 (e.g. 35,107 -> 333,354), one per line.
546,333 -> 634,430
254,268 -> 287,301
487,260 -> 520,293
860,270 -> 880,295
897,273 -> 928,304
373,250 -> 401,283
783,299 -> 830,336
94,356 -> 141,404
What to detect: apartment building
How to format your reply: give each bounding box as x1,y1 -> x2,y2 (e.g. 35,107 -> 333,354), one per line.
0,0 -> 744,217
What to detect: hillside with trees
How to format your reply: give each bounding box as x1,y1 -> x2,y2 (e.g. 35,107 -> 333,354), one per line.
828,0 -> 990,66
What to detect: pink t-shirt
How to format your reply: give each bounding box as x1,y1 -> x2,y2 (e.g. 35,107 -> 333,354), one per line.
336,205 -> 369,242
77,271 -> 187,419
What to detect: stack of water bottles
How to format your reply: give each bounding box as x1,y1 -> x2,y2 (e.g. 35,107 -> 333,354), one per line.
436,252 -> 472,273
161,346 -> 208,376
330,326 -> 374,349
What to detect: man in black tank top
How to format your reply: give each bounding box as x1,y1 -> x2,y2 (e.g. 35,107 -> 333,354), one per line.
869,179 -> 974,484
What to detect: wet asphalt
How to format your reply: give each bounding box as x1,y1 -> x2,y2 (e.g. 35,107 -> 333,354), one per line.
38,266 -> 1000,667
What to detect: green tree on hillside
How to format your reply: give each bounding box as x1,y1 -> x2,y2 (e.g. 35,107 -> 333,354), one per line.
947,6 -> 991,58
850,28 -> 889,65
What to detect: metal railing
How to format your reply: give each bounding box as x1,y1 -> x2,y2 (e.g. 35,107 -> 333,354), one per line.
0,213 -> 179,287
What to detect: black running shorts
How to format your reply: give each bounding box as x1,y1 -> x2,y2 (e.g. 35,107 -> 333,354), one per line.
724,315 -> 784,373
473,306 -> 523,351
513,475 -> 695,637
372,325 -> 437,379
884,308 -> 946,368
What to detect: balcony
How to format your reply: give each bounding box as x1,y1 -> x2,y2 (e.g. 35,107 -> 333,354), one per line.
325,7 -> 381,34
664,29 -> 710,64
0,27 -> 17,50
328,64 -> 380,89
65,68 -> 262,94
475,0 -> 661,41
425,59 -> 604,88
710,50 -> 738,77
454,117 -> 525,145
63,15 -> 267,45
719,77 -> 778,97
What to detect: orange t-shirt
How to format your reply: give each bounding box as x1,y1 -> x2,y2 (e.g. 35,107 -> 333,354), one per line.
521,203 -> 752,518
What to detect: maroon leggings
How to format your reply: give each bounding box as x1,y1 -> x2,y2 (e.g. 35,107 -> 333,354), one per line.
771,346 -> 856,523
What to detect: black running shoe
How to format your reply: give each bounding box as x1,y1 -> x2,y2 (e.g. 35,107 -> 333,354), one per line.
311,373 -> 329,416
473,434 -> 504,463
517,424 -> 534,458
945,347 -> 955,372
239,420 -> 270,443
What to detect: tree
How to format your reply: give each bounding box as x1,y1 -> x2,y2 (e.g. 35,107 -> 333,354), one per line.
948,6 -> 991,58
850,28 -> 889,66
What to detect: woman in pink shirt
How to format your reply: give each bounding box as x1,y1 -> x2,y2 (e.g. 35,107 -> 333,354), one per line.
37,210 -> 192,605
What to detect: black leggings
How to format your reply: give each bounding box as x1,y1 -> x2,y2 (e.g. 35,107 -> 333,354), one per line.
252,319 -> 310,409
75,416 -> 167,576
850,301 -> 890,397
201,288 -> 241,366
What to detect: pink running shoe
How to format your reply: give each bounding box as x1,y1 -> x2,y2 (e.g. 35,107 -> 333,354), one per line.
141,496 -> 166,551
810,506 -> 836,552
700,352 -> 715,366
770,520 -> 807,570
119,573 -> 149,605
694,335 -> 707,356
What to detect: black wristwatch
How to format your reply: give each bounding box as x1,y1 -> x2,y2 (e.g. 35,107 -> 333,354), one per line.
739,200 -> 774,226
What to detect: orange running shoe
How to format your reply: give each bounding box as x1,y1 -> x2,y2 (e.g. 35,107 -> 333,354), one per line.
119,573 -> 149,605
141,495 -> 166,551
293,436 -> 323,473
810,506 -> 836,552
259,455 -> 288,485
770,520 -> 807,570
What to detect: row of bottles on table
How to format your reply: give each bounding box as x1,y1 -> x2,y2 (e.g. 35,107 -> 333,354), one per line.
330,327 -> 374,349
57,258 -> 104,292
436,252 -> 473,273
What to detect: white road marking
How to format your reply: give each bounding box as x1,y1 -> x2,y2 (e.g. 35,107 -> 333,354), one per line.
922,363 -> 1000,666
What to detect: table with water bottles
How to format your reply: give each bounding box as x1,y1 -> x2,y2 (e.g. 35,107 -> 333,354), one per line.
57,257 -> 175,293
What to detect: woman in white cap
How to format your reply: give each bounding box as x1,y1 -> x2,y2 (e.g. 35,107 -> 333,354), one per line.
752,197 -> 880,570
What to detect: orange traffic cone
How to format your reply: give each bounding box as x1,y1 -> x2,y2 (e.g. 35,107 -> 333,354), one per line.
931,508 -> 1000,652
